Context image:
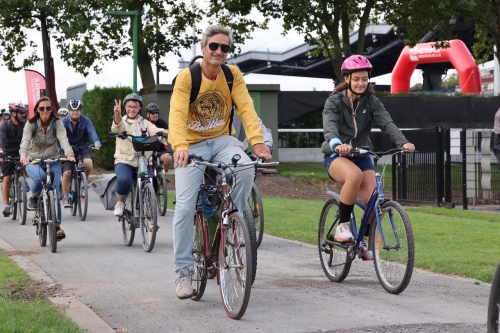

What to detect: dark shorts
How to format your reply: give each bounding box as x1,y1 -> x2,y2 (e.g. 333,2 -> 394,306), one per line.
323,154 -> 374,180
1,160 -> 16,177
62,149 -> 94,174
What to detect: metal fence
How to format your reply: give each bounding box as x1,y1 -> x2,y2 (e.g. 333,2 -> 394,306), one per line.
392,127 -> 500,209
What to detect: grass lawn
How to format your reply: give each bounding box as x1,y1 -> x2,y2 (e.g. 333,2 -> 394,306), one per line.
0,252 -> 84,333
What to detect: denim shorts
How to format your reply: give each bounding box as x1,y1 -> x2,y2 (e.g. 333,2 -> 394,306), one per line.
323,154 -> 374,179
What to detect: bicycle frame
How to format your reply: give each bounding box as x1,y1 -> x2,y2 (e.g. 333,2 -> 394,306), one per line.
324,151 -> 406,257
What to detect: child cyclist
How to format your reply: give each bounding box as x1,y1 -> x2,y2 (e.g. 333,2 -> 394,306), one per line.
321,55 -> 415,259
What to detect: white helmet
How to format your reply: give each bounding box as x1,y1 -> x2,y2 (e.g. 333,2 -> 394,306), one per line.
58,108 -> 69,116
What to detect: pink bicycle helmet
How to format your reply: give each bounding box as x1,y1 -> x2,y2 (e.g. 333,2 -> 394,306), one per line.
341,55 -> 372,75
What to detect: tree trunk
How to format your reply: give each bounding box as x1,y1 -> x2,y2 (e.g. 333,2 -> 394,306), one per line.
40,11 -> 53,100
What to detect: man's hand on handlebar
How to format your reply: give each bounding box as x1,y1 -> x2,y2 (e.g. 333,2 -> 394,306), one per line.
252,143 -> 272,162
174,150 -> 190,168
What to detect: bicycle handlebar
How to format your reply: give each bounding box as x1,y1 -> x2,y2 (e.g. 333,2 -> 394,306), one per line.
188,154 -> 278,168
30,157 -> 67,165
110,131 -> 165,140
350,147 -> 414,157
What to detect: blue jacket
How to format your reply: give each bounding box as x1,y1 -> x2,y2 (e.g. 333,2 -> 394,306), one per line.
62,115 -> 100,147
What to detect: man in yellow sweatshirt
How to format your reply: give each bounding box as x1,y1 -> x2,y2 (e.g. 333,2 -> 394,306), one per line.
169,24 -> 272,299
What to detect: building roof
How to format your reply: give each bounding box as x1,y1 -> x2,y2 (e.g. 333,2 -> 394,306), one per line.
224,21 -> 480,82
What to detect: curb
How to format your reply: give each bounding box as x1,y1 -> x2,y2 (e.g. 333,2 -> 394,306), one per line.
0,237 -> 115,333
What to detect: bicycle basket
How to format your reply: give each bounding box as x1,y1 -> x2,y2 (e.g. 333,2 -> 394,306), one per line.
132,136 -> 161,152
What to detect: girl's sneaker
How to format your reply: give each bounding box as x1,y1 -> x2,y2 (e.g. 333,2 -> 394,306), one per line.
334,222 -> 354,242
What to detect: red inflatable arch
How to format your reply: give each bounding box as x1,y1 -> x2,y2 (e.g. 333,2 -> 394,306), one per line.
391,39 -> 481,94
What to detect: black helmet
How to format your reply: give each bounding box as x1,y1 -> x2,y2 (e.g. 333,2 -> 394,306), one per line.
68,99 -> 83,110
9,102 -> 27,113
145,103 -> 160,112
123,93 -> 143,108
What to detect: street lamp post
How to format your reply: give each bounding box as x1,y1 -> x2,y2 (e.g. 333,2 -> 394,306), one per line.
105,10 -> 139,93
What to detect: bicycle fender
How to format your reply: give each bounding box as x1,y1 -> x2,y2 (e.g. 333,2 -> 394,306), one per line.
324,188 -> 340,201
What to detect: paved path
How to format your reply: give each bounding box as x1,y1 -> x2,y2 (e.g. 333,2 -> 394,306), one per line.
0,191 -> 490,332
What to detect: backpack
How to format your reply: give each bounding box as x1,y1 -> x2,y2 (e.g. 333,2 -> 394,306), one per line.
32,120 -> 61,148
172,55 -> 236,135
89,174 -> 118,211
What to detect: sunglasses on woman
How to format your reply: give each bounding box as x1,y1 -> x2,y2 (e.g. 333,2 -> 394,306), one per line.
208,42 -> 230,53
38,106 -> 53,112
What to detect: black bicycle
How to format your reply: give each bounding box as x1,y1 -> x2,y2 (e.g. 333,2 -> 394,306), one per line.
65,142 -> 106,221
31,158 -> 64,253
151,149 -> 169,216
110,131 -> 160,252
3,156 -> 28,225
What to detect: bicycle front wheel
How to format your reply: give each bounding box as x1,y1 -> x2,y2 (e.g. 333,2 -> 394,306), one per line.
35,198 -> 47,247
18,177 -> 28,225
47,190 -> 58,253
372,200 -> 414,294
10,181 -> 17,220
156,172 -> 168,216
191,210 -> 207,301
70,176 -> 77,216
488,261 -> 500,333
140,182 -> 157,252
218,212 -> 252,320
318,198 -> 351,282
249,184 -> 264,248
77,173 -> 88,221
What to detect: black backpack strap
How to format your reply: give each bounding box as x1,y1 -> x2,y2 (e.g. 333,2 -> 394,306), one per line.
221,64 -> 235,135
188,63 -> 202,104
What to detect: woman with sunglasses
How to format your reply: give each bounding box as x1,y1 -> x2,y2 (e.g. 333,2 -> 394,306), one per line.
19,96 -> 75,241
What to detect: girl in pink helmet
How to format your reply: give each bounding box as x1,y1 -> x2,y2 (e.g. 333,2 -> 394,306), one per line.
321,55 -> 415,259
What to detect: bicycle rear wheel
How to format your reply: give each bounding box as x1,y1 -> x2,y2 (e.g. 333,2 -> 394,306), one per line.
372,200 -> 414,294
18,177 -> 27,225
318,198 -> 352,282
47,190 -> 57,253
218,212 -> 252,320
77,173 -> 88,221
140,182 -> 157,252
488,261 -> 500,333
70,176 -> 77,216
122,197 -> 135,246
191,211 -> 207,301
243,205 -> 257,285
249,184 -> 264,248
156,172 -> 168,216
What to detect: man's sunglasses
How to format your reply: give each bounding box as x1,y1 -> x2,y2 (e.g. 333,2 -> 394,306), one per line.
148,111 -> 159,114
38,106 -> 52,112
208,42 -> 230,53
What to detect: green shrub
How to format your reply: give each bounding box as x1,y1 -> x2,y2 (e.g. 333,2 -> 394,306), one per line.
83,86 -> 132,170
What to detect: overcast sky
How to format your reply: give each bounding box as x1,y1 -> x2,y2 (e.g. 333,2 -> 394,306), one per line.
0,18 -> 449,110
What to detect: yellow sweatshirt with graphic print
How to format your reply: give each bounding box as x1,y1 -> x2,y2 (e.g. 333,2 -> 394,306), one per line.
168,64 -> 264,152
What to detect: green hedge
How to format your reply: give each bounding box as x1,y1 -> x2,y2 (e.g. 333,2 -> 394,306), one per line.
83,86 -> 132,170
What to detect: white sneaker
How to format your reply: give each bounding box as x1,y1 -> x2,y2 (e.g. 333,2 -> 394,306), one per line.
114,202 -> 125,216
175,268 -> 193,299
361,236 -> 373,260
334,222 -> 354,242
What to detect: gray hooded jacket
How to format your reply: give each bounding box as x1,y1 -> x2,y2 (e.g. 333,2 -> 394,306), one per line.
321,90 -> 408,155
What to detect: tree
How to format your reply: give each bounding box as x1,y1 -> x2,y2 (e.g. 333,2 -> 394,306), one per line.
442,72 -> 460,88
0,0 -> 100,103
381,0 -> 498,65
261,0 -> 385,82
0,0 -> 270,91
